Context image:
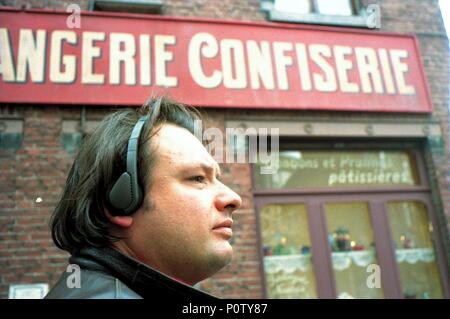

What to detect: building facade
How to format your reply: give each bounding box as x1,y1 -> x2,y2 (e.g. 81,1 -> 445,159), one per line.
0,0 -> 449,299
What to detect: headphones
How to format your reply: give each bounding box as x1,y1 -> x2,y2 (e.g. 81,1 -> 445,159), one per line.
107,98 -> 162,216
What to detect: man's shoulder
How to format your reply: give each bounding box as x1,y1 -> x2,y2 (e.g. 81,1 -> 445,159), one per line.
45,268 -> 142,299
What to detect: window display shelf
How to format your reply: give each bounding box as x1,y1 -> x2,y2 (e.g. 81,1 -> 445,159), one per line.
332,250 -> 375,270
264,254 -> 312,273
263,248 -> 435,273
395,248 -> 435,264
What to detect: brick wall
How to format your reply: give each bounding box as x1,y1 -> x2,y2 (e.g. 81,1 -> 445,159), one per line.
1,106 -> 74,298
0,0 -> 449,299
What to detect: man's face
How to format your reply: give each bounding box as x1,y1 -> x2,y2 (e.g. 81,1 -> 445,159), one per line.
126,123 -> 242,285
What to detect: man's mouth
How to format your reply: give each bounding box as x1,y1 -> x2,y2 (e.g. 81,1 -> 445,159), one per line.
212,219 -> 233,238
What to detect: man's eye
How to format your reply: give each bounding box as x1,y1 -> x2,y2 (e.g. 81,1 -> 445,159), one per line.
189,176 -> 206,183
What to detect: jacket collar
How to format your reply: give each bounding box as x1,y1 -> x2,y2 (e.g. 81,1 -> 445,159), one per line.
69,246 -> 218,301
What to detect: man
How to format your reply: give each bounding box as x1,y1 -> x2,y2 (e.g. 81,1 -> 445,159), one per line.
45,97 -> 242,299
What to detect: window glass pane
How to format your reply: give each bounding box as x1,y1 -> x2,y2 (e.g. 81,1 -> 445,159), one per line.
274,0 -> 312,14
325,202 -> 384,299
255,150 -> 420,189
387,201 -> 444,299
0,132 -> 22,151
260,204 -> 317,298
316,0 -> 353,16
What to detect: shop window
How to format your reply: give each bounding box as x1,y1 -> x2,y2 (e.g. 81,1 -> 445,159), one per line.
325,202 -> 384,299
253,146 -> 449,298
387,201 -> 444,299
260,0 -> 375,28
89,0 -> 163,14
254,150 -> 420,190
260,204 -> 317,298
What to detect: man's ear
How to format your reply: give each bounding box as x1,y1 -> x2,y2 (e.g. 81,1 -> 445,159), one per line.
104,208 -> 133,228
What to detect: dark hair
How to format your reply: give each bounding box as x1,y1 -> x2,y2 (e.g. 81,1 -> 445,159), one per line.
50,97 -> 202,254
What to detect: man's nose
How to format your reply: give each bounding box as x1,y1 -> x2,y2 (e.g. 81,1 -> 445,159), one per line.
215,183 -> 242,214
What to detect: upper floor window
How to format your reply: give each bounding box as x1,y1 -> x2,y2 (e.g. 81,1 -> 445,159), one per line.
316,0 -> 354,16
274,0 -> 313,15
261,0 -> 380,29
89,0 -> 163,14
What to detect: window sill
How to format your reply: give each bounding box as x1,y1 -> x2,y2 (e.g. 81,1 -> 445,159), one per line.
268,10 -> 370,28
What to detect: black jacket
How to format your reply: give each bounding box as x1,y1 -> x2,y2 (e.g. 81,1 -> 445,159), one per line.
45,246 -> 218,300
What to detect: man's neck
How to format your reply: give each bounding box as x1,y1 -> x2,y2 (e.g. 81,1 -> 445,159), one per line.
110,242 -> 195,286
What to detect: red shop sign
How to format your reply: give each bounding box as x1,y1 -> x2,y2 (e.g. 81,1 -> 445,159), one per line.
0,8 -> 433,112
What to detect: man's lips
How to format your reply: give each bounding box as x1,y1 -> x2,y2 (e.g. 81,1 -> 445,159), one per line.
212,219 -> 233,238
213,219 -> 233,229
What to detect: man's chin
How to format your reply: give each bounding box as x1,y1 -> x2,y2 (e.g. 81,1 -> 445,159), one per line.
209,242 -> 233,268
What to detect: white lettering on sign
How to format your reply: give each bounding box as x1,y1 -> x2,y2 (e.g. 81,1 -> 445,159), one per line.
273,41 -> 294,90
188,32 -> 222,88
16,29 -> 46,83
378,48 -> 396,94
334,45 -> 359,93
139,34 -> 151,86
0,28 -> 16,82
355,47 -> 384,94
155,35 -> 178,87
247,40 -> 275,90
390,49 -> 416,95
221,39 -> 247,89
309,44 -> 337,92
81,31 -> 105,84
110,33 -> 136,85
0,28 -> 418,98
295,43 -> 312,91
50,31 -> 77,83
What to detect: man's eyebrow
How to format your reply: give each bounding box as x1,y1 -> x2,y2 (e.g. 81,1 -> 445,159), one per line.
200,162 -> 222,178
182,162 -> 222,177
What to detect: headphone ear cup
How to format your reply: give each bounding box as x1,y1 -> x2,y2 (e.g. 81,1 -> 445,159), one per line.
108,172 -> 133,213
